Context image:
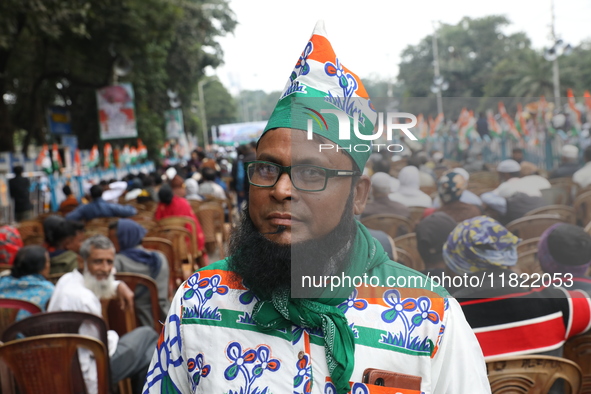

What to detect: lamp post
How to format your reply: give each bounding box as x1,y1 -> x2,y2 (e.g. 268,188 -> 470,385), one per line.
431,22 -> 448,118
544,0 -> 572,111
197,79 -> 209,147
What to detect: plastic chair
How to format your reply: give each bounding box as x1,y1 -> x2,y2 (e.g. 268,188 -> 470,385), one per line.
392,233 -> 425,272
143,236 -> 179,297
486,355 -> 582,394
549,177 -> 575,204
393,248 -> 418,271
149,226 -> 192,263
157,216 -> 199,259
585,221 -> 591,237
524,205 -> 576,225
469,171 -> 500,188
506,214 -> 565,240
408,207 -> 426,230
0,299 -> 42,337
564,332 -> 591,394
541,187 -> 570,206
114,273 -> 162,333
575,191 -> 591,227
196,202 -> 226,259
516,237 -> 541,256
361,214 -> 412,240
0,334 -> 109,394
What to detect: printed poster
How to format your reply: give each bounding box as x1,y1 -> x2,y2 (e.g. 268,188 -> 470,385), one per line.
97,83 -> 137,140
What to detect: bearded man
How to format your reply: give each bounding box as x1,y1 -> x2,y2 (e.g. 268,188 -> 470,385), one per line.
144,22 -> 490,394
48,235 -> 158,394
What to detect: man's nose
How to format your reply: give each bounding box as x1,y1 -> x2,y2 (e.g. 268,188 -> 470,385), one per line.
271,172 -> 292,200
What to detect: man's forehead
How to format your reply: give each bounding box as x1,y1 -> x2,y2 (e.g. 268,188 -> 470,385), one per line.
89,246 -> 114,257
257,128 -> 354,168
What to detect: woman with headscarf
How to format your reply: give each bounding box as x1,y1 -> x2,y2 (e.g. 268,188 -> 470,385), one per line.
538,223 -> 591,291
389,166 -> 432,208
155,184 -> 205,252
444,216 -> 591,363
433,171 -> 482,223
108,218 -> 170,327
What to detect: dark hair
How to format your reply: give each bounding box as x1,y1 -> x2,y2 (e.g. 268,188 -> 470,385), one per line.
63,184 -> 72,196
512,148 -> 524,154
99,180 -> 108,187
585,146 -> 591,162
202,167 -> 217,181
11,246 -> 47,278
150,171 -> 163,186
108,220 -> 118,231
13,166 -> 24,176
90,185 -> 103,199
50,220 -> 84,246
158,184 -> 174,204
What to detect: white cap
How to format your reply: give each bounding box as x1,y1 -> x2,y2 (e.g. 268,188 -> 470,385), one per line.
371,172 -> 398,193
453,167 -> 470,182
497,159 -> 521,173
433,152 -> 444,162
561,145 -> 579,159
165,167 -> 177,180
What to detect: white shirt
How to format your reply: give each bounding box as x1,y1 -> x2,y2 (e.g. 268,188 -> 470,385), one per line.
389,191 -> 433,208
492,175 -> 551,198
48,270 -> 120,394
199,181 -> 226,200
573,162 -> 591,188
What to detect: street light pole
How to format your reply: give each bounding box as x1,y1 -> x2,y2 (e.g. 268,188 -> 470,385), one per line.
431,22 -> 443,118
198,79 -> 209,147
550,0 -> 561,110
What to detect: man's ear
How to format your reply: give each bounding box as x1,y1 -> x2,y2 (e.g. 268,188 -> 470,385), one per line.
352,175 -> 371,215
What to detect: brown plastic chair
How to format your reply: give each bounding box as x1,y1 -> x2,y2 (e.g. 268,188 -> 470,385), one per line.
361,214 -> 412,240
196,202 -> 226,259
576,185 -> 591,198
0,334 -> 109,394
585,221 -> 591,236
514,250 -> 543,276
564,332 -> 591,394
393,248 -> 417,270
486,355 -> 582,394
157,216 -> 199,260
506,214 -> 565,240
575,191 -> 591,227
392,233 -> 425,272
143,236 -> 179,297
0,299 -> 42,337
516,237 -> 541,256
408,207 -> 426,230
149,226 -> 192,263
541,187 -> 570,206
114,273 -> 161,333
524,205 -> 576,224
469,171 -> 500,188
549,177 -> 575,204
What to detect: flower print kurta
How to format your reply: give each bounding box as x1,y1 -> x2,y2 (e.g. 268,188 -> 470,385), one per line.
143,260 -> 490,394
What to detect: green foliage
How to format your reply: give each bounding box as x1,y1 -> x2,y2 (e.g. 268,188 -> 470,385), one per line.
0,0 -> 236,155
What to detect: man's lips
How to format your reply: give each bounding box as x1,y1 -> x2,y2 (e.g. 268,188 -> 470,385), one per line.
267,213 -> 299,227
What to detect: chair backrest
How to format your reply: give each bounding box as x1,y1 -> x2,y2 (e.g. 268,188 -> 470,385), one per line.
575,191 -> 591,227
524,205 -> 577,224
408,207 -> 426,230
514,250 -> 543,276
157,216 -> 198,257
563,332 -> 591,394
393,248 -> 418,270
196,202 -> 225,244
114,273 -> 161,332
392,233 -> 425,272
506,214 -> 565,240
149,226 -> 192,262
361,214 -> 412,240
469,171 -> 500,188
143,236 -> 179,296
486,355 -> 582,394
541,187 -> 570,206
0,299 -> 42,337
586,221 -> 591,237
0,334 -> 109,394
576,185 -> 591,198
516,237 -> 541,256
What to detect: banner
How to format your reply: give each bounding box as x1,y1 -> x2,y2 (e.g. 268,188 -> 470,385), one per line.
215,121 -> 267,145
96,83 -> 137,140
164,108 -> 184,139
47,106 -> 72,134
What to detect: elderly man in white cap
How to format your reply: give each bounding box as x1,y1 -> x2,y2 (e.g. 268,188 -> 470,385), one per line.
361,172 -> 410,219
491,159 -> 550,198
550,144 -> 581,179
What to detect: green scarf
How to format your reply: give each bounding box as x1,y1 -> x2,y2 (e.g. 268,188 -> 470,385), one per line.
252,221 -> 390,394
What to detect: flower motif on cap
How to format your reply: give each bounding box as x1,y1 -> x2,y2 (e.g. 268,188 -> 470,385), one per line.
324,58 -> 358,97
291,41 -> 314,82
187,353 -> 210,389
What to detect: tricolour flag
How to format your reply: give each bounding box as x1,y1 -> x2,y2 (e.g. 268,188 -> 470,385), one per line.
104,143 -> 113,169
567,88 -> 582,135
498,102 -> 522,141
429,113 -> 444,137
88,145 -> 99,168
487,110 -> 502,138
52,143 -> 63,172
137,139 -> 148,159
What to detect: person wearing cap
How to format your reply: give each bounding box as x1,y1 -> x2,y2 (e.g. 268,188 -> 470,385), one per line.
432,171 -> 482,223
549,145 -> 581,179
573,145 -> 591,189
360,172 -> 410,220
389,166 -> 433,208
538,223 -> 591,291
492,159 -> 550,198
65,185 -> 137,221
415,212 -> 457,278
446,216 -> 591,361
145,22 -> 489,394
432,167 -> 482,209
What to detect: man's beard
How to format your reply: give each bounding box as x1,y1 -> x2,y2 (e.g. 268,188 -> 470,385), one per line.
227,195 -> 357,300
83,267 -> 117,299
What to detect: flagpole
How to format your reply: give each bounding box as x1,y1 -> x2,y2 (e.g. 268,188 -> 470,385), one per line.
432,22 -> 443,119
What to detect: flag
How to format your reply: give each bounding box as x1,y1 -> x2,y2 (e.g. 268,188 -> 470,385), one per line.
74,149 -> 81,176
487,110 -> 502,138
130,147 -> 138,164
121,145 -> 131,165
103,143 -> 113,169
160,141 -> 170,159
52,143 -> 63,172
415,114 -> 429,140
584,90 -> 591,111
429,113 -> 444,137
498,102 -> 522,141
515,103 -> 528,137
137,139 -> 148,159
88,145 -> 99,168
35,144 -> 52,174
567,88 -> 582,135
